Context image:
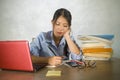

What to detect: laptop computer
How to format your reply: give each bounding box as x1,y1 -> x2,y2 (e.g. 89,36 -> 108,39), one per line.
0,40 -> 47,72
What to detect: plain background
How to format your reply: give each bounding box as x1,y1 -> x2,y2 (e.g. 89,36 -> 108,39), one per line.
0,0 -> 120,58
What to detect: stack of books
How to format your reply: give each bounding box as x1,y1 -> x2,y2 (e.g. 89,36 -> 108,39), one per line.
77,35 -> 114,60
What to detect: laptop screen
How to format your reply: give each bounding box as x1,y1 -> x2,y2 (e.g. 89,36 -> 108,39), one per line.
0,40 -> 34,71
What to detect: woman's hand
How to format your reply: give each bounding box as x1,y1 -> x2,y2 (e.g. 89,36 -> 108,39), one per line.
48,56 -> 62,66
64,29 -> 71,39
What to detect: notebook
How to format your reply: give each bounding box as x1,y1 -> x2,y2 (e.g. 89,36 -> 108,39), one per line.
0,40 -> 47,72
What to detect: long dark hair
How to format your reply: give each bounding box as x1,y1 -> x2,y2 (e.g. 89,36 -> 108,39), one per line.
52,8 -> 72,26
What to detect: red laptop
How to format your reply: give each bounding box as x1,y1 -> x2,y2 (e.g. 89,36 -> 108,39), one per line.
0,40 -> 46,72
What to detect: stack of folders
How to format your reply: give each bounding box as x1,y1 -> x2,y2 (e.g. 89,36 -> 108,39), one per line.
77,34 -> 114,60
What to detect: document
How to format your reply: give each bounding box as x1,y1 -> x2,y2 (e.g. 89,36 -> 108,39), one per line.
46,70 -> 61,77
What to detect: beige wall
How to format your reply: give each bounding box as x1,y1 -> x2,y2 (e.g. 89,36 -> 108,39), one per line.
0,0 -> 120,58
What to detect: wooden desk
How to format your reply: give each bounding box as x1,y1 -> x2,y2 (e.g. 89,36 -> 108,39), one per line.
0,58 -> 120,80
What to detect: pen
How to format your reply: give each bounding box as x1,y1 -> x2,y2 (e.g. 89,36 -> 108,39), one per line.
48,46 -> 58,56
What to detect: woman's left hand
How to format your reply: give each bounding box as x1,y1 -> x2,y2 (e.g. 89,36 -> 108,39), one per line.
64,29 -> 71,38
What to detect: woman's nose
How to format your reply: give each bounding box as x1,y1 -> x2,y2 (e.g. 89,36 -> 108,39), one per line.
59,25 -> 64,31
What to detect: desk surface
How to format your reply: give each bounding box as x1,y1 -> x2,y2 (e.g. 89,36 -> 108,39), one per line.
0,58 -> 120,80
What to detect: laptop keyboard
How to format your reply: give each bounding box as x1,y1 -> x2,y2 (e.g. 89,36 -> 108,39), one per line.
33,64 -> 47,72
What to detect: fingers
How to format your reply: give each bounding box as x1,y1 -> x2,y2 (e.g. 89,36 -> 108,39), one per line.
64,29 -> 71,39
48,56 -> 62,66
54,56 -> 62,65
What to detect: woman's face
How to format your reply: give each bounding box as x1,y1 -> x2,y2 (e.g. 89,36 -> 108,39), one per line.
52,16 -> 70,38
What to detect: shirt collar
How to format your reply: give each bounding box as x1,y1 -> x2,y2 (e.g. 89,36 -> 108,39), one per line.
45,31 -> 66,46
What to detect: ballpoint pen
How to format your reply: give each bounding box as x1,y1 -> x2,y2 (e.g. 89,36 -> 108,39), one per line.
48,45 -> 58,56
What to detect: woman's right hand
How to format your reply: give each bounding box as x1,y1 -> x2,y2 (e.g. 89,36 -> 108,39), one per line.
48,56 -> 62,66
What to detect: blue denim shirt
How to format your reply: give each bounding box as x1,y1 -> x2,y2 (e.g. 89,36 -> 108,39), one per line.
30,31 -> 82,60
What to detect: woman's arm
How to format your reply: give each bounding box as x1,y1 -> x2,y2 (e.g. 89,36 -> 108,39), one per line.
64,30 -> 80,55
31,55 -> 62,66
31,55 -> 49,64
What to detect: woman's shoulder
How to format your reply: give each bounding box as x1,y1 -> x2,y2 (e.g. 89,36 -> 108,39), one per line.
37,31 -> 52,40
38,31 -> 51,36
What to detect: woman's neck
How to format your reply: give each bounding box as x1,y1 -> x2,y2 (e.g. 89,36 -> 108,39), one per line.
53,35 -> 62,47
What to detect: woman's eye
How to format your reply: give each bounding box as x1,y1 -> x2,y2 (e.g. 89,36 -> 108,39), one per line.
56,23 -> 60,25
64,25 -> 68,27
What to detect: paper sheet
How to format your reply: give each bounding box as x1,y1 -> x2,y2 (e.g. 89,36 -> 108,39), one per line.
46,70 -> 61,77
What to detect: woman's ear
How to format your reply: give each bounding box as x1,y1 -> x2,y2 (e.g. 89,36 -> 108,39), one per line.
51,20 -> 54,25
51,20 -> 54,28
69,27 -> 71,31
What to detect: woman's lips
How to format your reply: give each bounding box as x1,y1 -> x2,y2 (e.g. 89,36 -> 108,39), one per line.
57,32 -> 63,34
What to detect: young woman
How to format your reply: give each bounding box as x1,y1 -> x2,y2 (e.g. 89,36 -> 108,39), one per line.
30,8 -> 83,66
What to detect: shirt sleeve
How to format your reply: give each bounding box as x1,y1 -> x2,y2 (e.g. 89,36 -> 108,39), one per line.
69,51 -> 83,60
30,33 -> 42,56
67,36 -> 83,60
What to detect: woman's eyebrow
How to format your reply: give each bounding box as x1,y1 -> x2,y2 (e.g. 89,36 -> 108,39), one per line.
56,21 -> 68,25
